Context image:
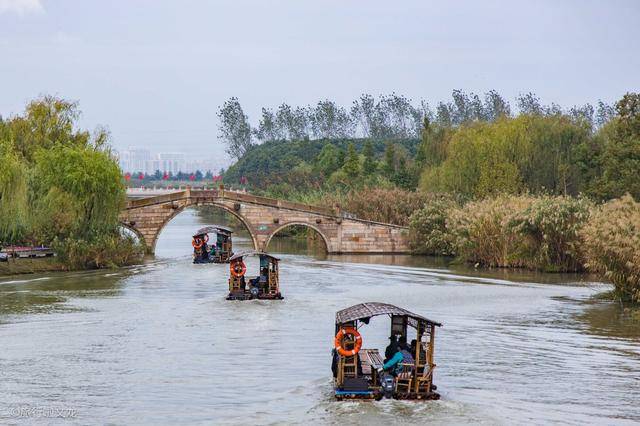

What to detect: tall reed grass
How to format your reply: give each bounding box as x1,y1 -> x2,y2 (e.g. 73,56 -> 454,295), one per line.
408,194 -> 460,255
323,188 -> 428,226
581,195 -> 640,303
447,195 -> 533,268
409,192 -> 640,302
410,194 -> 592,271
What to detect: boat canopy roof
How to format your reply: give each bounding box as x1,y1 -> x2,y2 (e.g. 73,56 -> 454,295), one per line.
229,250 -> 280,262
193,225 -> 233,237
336,302 -> 441,328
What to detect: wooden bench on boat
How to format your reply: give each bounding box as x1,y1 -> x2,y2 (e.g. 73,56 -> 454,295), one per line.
359,348 -> 384,375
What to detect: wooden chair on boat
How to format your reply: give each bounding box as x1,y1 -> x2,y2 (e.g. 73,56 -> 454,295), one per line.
416,364 -> 436,394
395,363 -> 414,393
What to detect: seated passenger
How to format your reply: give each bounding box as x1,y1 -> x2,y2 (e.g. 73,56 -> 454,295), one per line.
380,348 -> 404,376
400,348 -> 414,364
384,335 -> 398,363
398,335 -> 410,352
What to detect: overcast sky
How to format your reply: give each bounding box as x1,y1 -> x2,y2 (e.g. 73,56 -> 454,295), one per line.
1,0 -> 638,161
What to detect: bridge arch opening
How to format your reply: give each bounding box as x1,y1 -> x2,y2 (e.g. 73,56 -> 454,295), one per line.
119,223 -> 145,246
265,222 -> 329,255
153,203 -> 258,257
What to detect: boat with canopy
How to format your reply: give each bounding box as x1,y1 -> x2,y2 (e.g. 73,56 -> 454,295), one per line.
226,251 -> 283,300
192,225 -> 233,264
332,302 -> 441,400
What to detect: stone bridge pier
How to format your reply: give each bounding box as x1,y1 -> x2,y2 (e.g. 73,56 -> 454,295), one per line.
120,189 -> 409,254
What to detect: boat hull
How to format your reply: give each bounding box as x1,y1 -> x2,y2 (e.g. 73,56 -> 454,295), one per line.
226,292 -> 284,301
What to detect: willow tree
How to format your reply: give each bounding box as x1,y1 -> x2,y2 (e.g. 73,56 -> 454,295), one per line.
32,146 -> 125,240
0,144 -> 29,243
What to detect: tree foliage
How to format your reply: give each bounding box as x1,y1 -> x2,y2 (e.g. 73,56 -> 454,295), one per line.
310,100 -> 354,139
217,97 -> 252,159
220,90 -> 615,149
420,114 -> 593,198
224,137 -> 419,191
342,143 -> 361,178
32,146 -> 124,239
0,144 -> 28,241
362,140 -> 376,175
0,96 -> 140,268
221,91 -> 632,211
585,93 -> 640,200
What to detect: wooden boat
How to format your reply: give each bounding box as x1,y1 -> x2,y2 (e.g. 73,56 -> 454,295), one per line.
192,225 -> 233,264
332,302 -> 441,400
226,251 -> 283,300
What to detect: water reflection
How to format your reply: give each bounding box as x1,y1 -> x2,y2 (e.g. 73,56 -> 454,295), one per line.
576,299 -> 640,340
0,269 -> 134,318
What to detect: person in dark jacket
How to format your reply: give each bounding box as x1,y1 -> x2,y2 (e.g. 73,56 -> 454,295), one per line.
398,335 -> 410,352
384,335 -> 398,363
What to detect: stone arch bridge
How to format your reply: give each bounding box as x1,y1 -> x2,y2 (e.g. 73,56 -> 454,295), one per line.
120,189 -> 409,254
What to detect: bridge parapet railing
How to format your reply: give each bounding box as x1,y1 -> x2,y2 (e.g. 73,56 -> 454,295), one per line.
126,190 -> 190,209
196,190 -> 336,217
127,188 -> 337,217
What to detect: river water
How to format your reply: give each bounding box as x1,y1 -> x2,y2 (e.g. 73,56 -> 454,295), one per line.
1,209 -> 639,425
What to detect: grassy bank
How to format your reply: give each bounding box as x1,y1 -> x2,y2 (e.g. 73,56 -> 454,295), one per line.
0,257 -> 68,276
1,235 -> 144,277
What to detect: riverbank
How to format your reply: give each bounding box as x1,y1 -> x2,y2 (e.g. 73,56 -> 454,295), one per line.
0,239 -> 145,277
0,257 -> 68,276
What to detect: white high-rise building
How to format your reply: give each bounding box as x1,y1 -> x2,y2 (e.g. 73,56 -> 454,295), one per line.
128,148 -> 151,172
157,152 -> 186,175
117,148 -> 151,173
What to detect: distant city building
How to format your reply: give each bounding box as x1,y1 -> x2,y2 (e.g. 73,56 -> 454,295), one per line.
116,148 -> 227,176
157,152 -> 186,175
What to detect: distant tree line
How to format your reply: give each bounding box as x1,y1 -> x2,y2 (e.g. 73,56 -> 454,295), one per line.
124,170 -> 219,183
222,90 -> 631,202
418,92 -> 638,201
218,90 -> 616,159
223,137 -> 421,195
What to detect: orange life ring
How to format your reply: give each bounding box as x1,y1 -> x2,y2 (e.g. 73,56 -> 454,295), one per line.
192,238 -> 203,249
230,260 -> 247,277
334,327 -> 362,357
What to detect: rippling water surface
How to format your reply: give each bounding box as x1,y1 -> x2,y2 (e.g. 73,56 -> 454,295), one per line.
1,209 -> 639,425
